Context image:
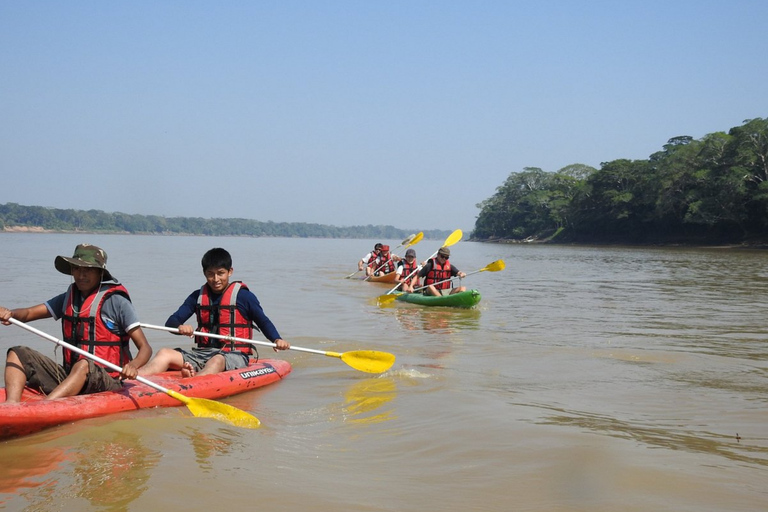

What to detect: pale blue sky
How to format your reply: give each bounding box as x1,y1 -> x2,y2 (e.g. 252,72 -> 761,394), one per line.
1,1 -> 766,232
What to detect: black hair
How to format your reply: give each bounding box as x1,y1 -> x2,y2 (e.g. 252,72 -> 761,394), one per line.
374,243 -> 383,250
201,248 -> 233,271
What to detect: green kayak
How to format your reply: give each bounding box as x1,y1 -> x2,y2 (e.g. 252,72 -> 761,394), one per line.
395,289 -> 481,308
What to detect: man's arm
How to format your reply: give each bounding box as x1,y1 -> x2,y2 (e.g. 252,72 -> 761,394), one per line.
0,303 -> 52,325
120,327 -> 153,379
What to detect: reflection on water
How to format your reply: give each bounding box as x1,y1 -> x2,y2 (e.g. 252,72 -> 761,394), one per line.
70,430 -> 160,509
184,426 -> 236,471
342,377 -> 397,425
0,443 -> 67,495
391,305 -> 481,333
0,422 -> 162,511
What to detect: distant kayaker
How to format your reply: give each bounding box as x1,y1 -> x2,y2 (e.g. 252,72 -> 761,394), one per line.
417,246 -> 467,296
367,244 -> 400,277
0,244 -> 153,403
139,247 -> 290,378
358,243 -> 383,274
394,248 -> 420,293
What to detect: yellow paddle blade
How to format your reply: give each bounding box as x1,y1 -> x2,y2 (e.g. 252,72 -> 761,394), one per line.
340,350 -> 396,374
376,293 -> 400,306
167,390 -> 261,429
408,232 -> 424,246
443,229 -> 463,247
482,260 -> 506,272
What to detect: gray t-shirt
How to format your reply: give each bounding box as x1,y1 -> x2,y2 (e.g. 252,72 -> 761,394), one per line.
46,282 -> 140,336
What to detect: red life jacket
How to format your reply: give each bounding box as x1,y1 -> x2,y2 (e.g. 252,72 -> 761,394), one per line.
399,260 -> 419,284
362,250 -> 379,266
423,258 -> 452,290
194,281 -> 254,355
61,283 -> 133,377
370,253 -> 395,274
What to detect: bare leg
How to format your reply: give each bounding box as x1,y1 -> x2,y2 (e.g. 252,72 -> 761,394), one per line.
4,349 -> 28,403
450,286 -> 467,294
196,354 -> 226,377
138,348 -> 185,376
46,359 -> 89,400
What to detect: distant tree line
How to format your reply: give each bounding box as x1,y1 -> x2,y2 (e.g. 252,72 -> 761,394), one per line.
473,117 -> 768,244
0,203 -> 450,240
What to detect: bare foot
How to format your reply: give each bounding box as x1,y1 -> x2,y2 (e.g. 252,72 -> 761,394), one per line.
181,361 -> 196,378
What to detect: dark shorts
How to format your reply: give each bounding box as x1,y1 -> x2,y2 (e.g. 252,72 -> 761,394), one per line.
9,346 -> 123,396
175,347 -> 250,372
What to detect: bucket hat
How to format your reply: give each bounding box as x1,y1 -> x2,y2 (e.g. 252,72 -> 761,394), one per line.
54,244 -> 113,281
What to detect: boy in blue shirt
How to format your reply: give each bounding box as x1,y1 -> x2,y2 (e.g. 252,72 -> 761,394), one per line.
140,248 -> 289,378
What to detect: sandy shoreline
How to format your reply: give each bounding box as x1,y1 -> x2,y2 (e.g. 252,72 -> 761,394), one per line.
2,226 -> 54,233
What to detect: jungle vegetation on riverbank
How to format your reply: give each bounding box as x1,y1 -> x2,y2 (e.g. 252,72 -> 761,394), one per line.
0,203 -> 450,240
472,117 -> 768,245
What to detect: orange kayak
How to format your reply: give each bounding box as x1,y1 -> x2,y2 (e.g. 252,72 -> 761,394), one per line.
364,272 -> 398,284
0,359 -> 291,440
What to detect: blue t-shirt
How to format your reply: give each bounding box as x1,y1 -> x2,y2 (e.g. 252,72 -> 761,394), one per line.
165,285 -> 282,342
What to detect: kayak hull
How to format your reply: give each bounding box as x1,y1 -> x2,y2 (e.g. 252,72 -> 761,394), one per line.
396,289 -> 481,308
364,272 -> 398,284
0,358 -> 291,440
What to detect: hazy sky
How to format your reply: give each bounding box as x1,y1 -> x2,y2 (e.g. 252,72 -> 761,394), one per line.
1,1 -> 766,232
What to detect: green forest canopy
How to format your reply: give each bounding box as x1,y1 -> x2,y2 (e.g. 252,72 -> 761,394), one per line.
0,203 -> 450,241
473,117 -> 768,244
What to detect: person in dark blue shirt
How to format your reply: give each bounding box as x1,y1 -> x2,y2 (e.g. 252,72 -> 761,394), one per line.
139,248 -> 289,378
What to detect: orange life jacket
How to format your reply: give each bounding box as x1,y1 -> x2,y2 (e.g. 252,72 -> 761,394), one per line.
194,281 -> 253,355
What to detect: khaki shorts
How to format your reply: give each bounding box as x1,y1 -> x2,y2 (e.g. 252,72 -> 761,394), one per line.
9,346 -> 123,396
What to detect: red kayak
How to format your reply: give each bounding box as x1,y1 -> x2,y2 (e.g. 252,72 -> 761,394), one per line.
0,359 -> 291,440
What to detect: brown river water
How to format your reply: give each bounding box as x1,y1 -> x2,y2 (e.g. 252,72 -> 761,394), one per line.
0,233 -> 766,511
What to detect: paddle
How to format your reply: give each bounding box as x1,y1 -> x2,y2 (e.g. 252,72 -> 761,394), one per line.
377,259 -> 506,305
344,233 -> 417,279
364,232 -> 424,281
8,318 -> 261,429
140,323 -> 396,374
384,229 -> 463,295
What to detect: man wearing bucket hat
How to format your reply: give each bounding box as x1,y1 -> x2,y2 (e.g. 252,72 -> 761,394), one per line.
0,244 -> 153,403
417,246 -> 467,296
394,248 -> 420,293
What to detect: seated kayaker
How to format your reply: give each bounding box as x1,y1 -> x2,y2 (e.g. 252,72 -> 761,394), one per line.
367,245 -> 400,276
358,243 -> 382,274
417,247 -> 467,296
139,247 -> 290,379
0,244 -> 153,402
394,248 -> 420,293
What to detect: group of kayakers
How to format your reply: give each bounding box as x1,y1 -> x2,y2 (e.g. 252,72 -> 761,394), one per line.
0,244 -> 290,403
358,242 -> 466,295
0,238 -> 472,406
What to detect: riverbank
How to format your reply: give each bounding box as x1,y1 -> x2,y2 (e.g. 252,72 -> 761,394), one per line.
472,236 -> 768,249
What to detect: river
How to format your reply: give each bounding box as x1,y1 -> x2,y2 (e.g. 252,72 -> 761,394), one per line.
0,233 -> 766,511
